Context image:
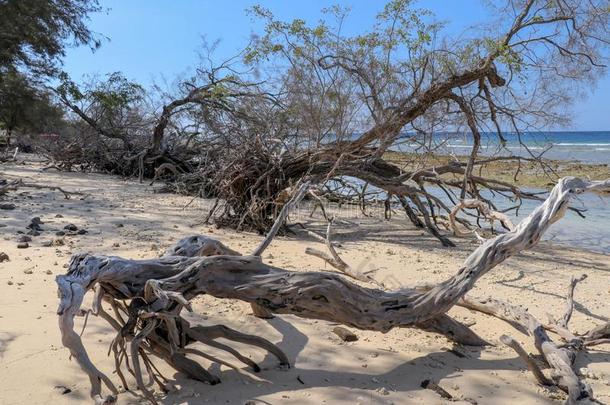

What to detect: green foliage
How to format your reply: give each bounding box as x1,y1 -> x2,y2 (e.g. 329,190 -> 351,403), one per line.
0,71 -> 64,135
58,71 -> 144,112
0,0 -> 101,76
245,0 -> 439,68
89,72 -> 144,110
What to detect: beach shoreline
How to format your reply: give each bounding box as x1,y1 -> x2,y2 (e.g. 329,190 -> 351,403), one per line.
385,150 -> 610,189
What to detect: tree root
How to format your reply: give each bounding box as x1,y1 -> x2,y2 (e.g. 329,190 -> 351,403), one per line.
55,177 -> 610,404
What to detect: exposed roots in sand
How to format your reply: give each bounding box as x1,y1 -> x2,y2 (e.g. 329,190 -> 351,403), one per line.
56,177 -> 610,404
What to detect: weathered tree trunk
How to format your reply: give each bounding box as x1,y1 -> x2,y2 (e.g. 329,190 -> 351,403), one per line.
56,177 -> 610,404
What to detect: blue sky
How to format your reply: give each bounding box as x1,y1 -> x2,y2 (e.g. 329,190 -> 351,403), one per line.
62,0 -> 610,131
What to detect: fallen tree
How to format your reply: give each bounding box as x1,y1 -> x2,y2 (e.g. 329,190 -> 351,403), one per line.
56,176 -> 610,404
43,0 -> 609,245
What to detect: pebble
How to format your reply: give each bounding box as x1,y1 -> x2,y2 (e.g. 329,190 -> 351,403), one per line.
64,224 -> 78,231
0,203 -> 16,210
27,217 -> 44,231
332,326 -> 359,342
0,252 -> 9,262
17,242 -> 29,249
17,235 -> 32,243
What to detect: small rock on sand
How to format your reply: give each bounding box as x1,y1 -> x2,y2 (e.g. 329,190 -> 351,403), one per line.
27,217 -> 44,231
332,326 -> 359,342
0,203 -> 16,210
17,242 -> 29,249
0,252 -> 9,262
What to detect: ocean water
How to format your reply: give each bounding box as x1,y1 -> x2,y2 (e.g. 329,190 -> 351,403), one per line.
400,131 -> 610,164
397,131 -> 609,252
474,188 -> 610,254
379,131 -> 608,252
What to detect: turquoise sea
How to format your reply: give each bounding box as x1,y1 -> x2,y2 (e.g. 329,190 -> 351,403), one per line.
398,130 -> 610,164
398,131 -> 610,253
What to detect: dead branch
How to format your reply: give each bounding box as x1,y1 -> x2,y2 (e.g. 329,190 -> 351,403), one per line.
449,198 -> 515,237
55,177 -> 610,404
0,177 -> 85,199
305,217 -> 383,287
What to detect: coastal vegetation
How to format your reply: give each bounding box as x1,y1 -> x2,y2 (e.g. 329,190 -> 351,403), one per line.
1,0 -> 610,404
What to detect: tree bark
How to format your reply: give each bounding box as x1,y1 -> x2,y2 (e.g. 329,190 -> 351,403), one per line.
56,177 -> 610,404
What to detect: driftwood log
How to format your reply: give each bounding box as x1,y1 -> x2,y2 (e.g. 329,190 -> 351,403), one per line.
56,177 -> 610,404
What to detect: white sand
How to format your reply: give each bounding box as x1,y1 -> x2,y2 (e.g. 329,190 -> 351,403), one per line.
1,159 -> 609,404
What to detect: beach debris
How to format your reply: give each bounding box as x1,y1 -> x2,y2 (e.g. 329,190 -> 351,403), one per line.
17,235 -> 32,243
64,224 -> 78,232
442,346 -> 466,358
42,238 -> 65,247
0,252 -> 9,262
53,385 -> 72,395
54,177 -> 610,405
420,379 -> 453,400
332,326 -> 359,342
579,367 -> 601,380
27,217 -> 44,232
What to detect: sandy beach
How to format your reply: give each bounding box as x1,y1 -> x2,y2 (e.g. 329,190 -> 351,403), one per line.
0,158 -> 608,405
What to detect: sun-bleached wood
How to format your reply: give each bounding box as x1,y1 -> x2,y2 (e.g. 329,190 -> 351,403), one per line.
56,177 -> 610,404
449,198 -> 515,236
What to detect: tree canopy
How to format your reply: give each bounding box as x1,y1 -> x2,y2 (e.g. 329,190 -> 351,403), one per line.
0,0 -> 101,77
0,71 -> 65,146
